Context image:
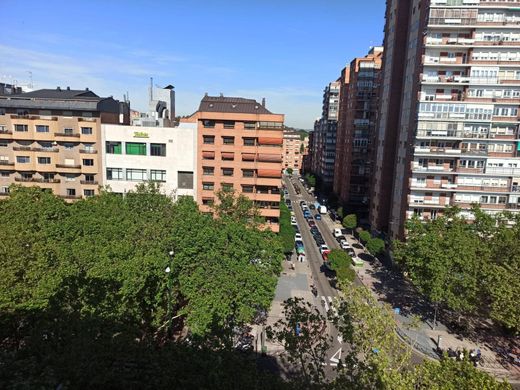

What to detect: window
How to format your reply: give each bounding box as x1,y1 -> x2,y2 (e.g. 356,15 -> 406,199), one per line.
126,168 -> 147,181
36,125 -> 49,133
66,188 -> 76,196
203,120 -> 215,128
203,166 -> 214,176
243,138 -> 256,146
0,186 -> 9,194
150,169 -> 166,182
42,173 -> 55,181
106,141 -> 122,154
107,168 -> 123,180
242,185 -> 254,193
244,122 -> 256,129
178,171 -> 194,189
202,198 -> 214,205
14,124 -> 28,132
64,174 -> 76,182
64,143 -> 75,150
64,128 -> 74,135
126,142 -> 146,155
150,143 -> 166,156
84,189 -> 95,197
222,168 -> 234,176
1,172 -> 9,177
223,121 -> 235,129
81,127 -> 93,135
203,135 -> 215,145
221,183 -> 233,192
222,136 -> 235,145
62,111 -> 73,117
242,169 -> 254,177
16,156 -> 30,163
38,157 -> 51,164
202,182 -> 214,190
82,112 -> 92,118
0,141 -> 8,148
82,159 -> 94,166
84,174 -> 95,183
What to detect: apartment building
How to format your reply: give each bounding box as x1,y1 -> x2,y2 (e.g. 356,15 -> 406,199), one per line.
303,131 -> 314,174
334,48 -> 383,216
0,87 -> 129,199
371,0 -> 520,239
101,123 -> 196,198
312,81 -> 340,189
185,95 -> 284,232
282,129 -> 305,174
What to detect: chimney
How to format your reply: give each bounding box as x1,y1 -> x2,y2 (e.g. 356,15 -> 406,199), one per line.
85,87 -> 89,91
261,98 -> 266,107
66,86 -> 70,90
220,92 -> 223,97
56,86 -> 61,91
204,92 -> 208,97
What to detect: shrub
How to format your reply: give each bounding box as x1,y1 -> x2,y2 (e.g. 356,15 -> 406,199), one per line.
367,237 -> 385,256
342,214 -> 357,230
359,230 -> 371,244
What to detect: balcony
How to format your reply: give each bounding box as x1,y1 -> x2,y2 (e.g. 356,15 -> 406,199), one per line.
55,132 -> 80,138
33,147 -> 59,153
0,129 -> 13,135
14,177 -> 34,182
80,180 -> 99,185
0,160 -> 15,166
60,195 -> 82,200
56,164 -> 81,169
79,149 -> 98,154
13,146 -> 33,151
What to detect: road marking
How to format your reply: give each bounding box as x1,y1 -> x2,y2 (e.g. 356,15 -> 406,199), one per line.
330,347 -> 342,364
321,296 -> 329,312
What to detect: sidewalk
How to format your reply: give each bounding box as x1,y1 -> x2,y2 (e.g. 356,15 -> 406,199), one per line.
321,215 -> 520,383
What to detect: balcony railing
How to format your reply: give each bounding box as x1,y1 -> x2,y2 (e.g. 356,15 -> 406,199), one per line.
79,149 -> 98,154
60,195 -> 82,200
80,180 -> 99,185
0,129 -> 13,134
13,146 -> 33,151
0,161 -> 14,166
55,132 -> 80,137
56,164 -> 81,169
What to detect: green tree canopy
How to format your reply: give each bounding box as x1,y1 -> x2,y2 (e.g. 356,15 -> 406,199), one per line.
366,237 -> 385,256
342,214 -> 357,230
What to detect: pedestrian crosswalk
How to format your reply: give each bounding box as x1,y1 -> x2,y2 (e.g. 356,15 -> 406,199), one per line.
319,295 -> 339,317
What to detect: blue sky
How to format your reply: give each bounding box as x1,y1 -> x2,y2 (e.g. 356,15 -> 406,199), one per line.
1,0 -> 384,129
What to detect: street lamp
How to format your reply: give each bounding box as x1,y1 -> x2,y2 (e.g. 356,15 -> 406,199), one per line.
165,250 -> 174,337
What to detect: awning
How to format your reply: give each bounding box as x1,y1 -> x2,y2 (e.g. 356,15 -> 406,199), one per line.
221,152 -> 234,159
258,137 -> 283,145
202,151 -> 215,159
242,153 -> 255,161
257,169 -> 282,178
257,153 -> 282,163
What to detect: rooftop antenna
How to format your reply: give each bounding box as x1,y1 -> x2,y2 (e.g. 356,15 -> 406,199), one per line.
27,71 -> 33,89
149,77 -> 153,102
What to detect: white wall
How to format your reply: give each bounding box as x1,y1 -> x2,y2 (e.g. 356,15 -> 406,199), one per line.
101,123 -> 197,199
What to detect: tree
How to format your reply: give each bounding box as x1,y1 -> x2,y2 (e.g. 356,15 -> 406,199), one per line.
279,201 -> 295,254
328,249 -> 355,284
337,207 -> 344,220
305,174 -> 316,188
286,167 -> 293,175
266,297 -> 332,386
366,237 -> 385,256
342,214 -> 357,232
358,230 -> 371,245
212,189 -> 261,227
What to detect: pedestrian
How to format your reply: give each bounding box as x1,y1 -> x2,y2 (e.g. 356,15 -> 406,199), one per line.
290,262 -> 295,270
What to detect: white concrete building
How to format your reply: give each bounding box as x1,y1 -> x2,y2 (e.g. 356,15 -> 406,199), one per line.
101,123 -> 197,199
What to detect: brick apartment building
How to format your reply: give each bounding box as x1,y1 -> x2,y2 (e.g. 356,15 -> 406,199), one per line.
185,95 -> 284,232
282,129 -> 305,174
371,0 -> 520,239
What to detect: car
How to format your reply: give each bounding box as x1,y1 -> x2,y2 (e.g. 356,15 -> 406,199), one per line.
293,225 -> 300,233
290,211 -> 295,217
309,204 -> 315,210
347,248 -> 355,257
315,238 -> 325,245
308,220 -> 316,228
291,219 -> 297,227
336,235 -> 345,243
319,244 -> 330,254
299,200 -> 306,206
310,228 -> 320,235
295,233 -> 303,241
333,228 -> 343,238
340,241 -> 350,250
314,214 -> 322,220
287,203 -> 293,210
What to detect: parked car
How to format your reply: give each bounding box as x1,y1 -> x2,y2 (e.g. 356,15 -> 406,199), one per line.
314,214 -> 322,220
340,241 -> 350,250
295,233 -> 302,241
293,225 -> 300,233
336,235 -> 345,243
333,228 -> 343,238
309,204 -> 315,210
319,205 -> 327,214
291,218 -> 297,227
319,244 -> 330,254
308,220 -> 316,227
287,203 -> 293,210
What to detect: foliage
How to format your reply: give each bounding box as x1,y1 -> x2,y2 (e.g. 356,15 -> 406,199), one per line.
212,189 -> 261,227
342,213 -> 357,231
305,174 -> 316,188
366,237 -> 385,256
0,185 -> 284,387
358,230 -> 371,244
394,206 -> 520,333
337,207 -> 344,220
279,200 -> 295,254
328,249 -> 355,284
286,167 -> 293,175
266,297 -> 332,386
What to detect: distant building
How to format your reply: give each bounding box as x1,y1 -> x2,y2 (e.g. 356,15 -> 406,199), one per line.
334,47 -> 383,217
101,123 -> 196,198
282,129 -> 305,174
185,94 -> 284,232
0,87 -> 129,200
311,81 -> 340,189
132,81 -> 175,127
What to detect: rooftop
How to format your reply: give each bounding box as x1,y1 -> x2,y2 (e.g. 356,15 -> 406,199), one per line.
198,95 -> 272,115
8,87 -> 101,100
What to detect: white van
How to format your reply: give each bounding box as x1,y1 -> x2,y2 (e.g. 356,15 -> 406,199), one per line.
333,228 -> 342,238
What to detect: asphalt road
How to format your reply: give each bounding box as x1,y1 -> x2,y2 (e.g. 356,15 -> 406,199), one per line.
284,175 -> 424,367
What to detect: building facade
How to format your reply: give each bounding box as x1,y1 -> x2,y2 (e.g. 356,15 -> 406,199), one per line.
312,81 -> 340,189
0,87 -> 129,200
371,0 -> 520,239
282,129 -> 305,174
186,95 -> 284,232
101,123 -> 196,198
132,82 -> 176,127
334,48 -> 383,216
